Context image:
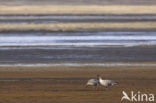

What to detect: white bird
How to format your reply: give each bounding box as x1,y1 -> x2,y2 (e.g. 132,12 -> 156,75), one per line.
98,75 -> 117,88
86,78 -> 99,88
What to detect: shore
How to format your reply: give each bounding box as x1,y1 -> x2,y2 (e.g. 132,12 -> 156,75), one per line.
0,5 -> 156,15
0,22 -> 156,32
0,66 -> 155,103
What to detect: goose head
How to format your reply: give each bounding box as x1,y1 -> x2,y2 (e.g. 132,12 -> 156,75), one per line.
97,75 -> 102,80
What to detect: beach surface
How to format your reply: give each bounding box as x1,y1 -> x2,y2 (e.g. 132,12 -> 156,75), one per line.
0,66 -> 156,103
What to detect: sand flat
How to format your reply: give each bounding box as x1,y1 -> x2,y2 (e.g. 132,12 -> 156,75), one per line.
0,66 -> 156,103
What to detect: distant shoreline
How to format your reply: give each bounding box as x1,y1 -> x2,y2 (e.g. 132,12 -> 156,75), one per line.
0,5 -> 156,15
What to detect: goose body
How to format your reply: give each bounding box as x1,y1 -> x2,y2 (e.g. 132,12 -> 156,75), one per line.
86,79 -> 99,87
99,77 -> 117,87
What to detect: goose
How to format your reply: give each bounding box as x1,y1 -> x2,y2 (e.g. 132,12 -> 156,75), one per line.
98,75 -> 117,88
86,78 -> 99,88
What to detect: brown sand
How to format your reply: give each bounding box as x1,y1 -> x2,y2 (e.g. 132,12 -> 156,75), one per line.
0,5 -> 156,15
0,66 -> 155,103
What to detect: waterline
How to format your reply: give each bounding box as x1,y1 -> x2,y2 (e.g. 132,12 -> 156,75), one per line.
0,63 -> 156,67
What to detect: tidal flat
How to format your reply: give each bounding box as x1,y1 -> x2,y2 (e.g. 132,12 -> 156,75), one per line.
0,66 -> 156,103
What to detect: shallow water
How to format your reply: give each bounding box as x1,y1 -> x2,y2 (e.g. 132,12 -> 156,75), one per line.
0,46 -> 156,64
0,32 -> 156,64
1,15 -> 156,19
0,32 -> 156,47
0,15 -> 156,24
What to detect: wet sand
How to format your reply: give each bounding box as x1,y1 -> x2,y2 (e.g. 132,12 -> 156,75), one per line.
0,66 -> 156,103
1,15 -> 156,24
0,14 -> 156,33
